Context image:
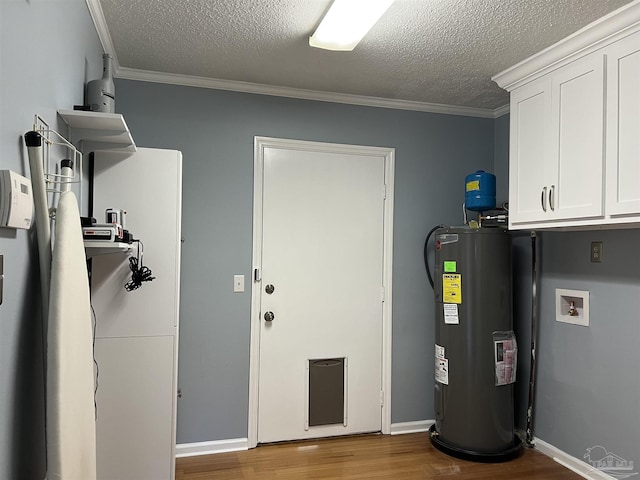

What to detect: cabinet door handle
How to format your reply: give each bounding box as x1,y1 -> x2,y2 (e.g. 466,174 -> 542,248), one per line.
541,186 -> 547,212
549,185 -> 555,211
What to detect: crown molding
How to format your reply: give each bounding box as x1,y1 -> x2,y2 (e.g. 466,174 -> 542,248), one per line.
493,104 -> 510,118
85,0 -> 120,69
493,0 -> 640,91
87,0 -> 505,118
116,67 -> 500,118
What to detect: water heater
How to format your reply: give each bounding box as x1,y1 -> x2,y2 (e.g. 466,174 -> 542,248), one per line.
430,226 -> 521,461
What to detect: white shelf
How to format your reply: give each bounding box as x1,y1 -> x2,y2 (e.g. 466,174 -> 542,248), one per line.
58,110 -> 137,153
84,241 -> 133,259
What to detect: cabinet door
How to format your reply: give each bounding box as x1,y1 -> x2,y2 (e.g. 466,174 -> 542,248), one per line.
606,31 -> 640,216
95,336 -> 176,480
92,148 -> 182,339
550,55 -> 605,221
509,78 -> 552,226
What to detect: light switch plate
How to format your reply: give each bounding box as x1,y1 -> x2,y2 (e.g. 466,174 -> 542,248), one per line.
233,274 -> 245,293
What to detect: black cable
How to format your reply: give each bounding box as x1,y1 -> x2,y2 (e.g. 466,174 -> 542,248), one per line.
526,231 -> 538,447
91,304 -> 99,420
424,224 -> 446,290
125,240 -> 155,292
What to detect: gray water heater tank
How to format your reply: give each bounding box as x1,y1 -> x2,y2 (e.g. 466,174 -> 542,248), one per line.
430,226 -> 521,461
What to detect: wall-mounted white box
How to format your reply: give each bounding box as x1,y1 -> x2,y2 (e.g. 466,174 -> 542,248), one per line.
556,289 -> 590,326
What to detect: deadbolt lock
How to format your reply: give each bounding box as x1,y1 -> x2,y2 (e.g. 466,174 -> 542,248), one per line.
265,284 -> 275,294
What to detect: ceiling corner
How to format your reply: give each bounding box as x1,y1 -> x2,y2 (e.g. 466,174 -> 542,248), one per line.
86,0 -> 121,72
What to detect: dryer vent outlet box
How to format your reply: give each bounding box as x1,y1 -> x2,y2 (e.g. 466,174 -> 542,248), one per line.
0,170 -> 33,230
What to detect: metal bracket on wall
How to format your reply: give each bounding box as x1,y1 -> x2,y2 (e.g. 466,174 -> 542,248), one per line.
32,114 -> 84,208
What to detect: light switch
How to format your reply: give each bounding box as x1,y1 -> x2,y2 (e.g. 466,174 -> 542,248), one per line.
233,274 -> 245,293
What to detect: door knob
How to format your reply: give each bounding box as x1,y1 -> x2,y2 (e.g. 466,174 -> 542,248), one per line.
264,311 -> 275,322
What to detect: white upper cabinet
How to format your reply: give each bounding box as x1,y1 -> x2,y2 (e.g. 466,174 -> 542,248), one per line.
605,31 -> 640,217
509,78 -> 551,225
550,55 -> 605,221
493,2 -> 640,230
508,55 -> 605,228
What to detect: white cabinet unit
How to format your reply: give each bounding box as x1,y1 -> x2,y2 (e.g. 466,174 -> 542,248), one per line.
508,78 -> 551,225
91,148 -> 182,480
94,336 -> 176,479
549,55 -> 605,222
493,2 -> 640,230
605,31 -> 640,217
509,55 -> 605,228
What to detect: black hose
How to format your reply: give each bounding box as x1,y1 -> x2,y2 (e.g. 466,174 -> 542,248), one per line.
424,224 -> 446,289
526,231 -> 538,447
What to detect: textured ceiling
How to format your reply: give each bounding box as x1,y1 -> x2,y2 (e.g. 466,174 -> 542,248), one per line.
98,0 -> 634,110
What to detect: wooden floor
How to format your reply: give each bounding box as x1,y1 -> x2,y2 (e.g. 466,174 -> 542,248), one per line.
176,433 -> 583,479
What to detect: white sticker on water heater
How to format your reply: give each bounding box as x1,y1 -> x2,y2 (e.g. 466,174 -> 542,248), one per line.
435,357 -> 449,385
493,331 -> 517,386
435,344 -> 445,359
443,303 -> 459,324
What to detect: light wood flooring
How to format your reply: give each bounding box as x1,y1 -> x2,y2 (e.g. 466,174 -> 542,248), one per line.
176,432 -> 583,479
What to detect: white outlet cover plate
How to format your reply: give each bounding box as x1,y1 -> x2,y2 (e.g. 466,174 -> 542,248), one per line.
555,288 -> 589,326
234,274 -> 245,293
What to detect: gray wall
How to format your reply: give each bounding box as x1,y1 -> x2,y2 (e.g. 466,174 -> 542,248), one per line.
535,229 -> 640,462
494,114 -> 640,464
0,1 -> 103,478
115,79 -> 496,443
493,113 -> 510,207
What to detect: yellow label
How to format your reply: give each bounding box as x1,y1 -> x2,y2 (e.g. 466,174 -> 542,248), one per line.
443,274 -> 462,304
466,180 -> 480,192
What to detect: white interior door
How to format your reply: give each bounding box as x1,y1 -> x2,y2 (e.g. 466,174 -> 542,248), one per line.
255,139 -> 388,444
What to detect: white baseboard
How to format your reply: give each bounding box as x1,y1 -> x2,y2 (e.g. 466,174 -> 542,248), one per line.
534,438 -> 616,480
175,438 -> 248,458
175,422 -> 433,459
390,420 -> 435,435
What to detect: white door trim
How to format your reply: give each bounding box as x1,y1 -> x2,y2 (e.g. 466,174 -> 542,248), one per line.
248,137 -> 394,448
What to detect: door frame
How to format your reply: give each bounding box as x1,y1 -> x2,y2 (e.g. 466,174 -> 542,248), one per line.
248,137 -> 395,448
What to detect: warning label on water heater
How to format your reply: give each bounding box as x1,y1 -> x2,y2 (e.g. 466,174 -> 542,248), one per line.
435,357 -> 449,385
443,303 -> 459,324
493,331 -> 517,386
435,344 -> 448,384
442,274 -> 462,304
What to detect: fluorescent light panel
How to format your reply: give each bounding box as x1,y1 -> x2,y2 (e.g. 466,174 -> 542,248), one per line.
309,0 -> 395,51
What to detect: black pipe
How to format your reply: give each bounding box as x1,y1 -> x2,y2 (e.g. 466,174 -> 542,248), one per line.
424,224 -> 446,289
525,231 -> 538,446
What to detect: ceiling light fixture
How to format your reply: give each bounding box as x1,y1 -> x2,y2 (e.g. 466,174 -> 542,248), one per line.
309,0 -> 395,52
